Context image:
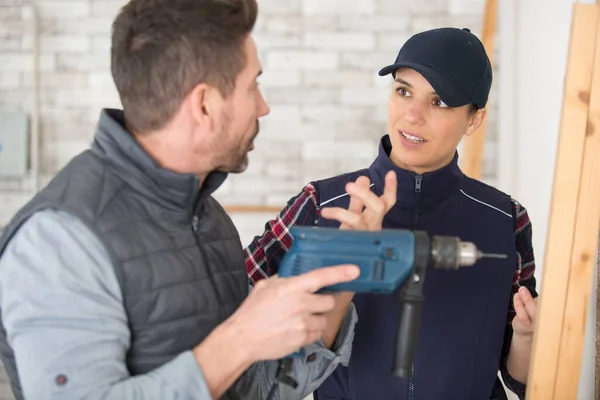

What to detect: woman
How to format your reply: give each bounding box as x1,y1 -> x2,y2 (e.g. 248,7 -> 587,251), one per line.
246,27 -> 537,400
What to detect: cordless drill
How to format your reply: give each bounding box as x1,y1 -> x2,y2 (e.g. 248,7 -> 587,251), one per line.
275,226 -> 506,387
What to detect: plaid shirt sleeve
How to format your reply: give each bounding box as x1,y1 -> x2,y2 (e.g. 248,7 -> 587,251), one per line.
244,183 -> 320,286
499,198 -> 538,399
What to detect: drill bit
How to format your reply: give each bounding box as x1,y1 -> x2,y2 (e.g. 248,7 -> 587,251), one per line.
479,252 -> 508,260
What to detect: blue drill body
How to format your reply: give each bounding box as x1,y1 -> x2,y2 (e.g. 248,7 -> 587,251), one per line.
275,226 -> 498,382
278,226 -> 424,294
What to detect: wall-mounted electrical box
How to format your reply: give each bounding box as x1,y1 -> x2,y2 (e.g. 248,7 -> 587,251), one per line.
0,112 -> 29,177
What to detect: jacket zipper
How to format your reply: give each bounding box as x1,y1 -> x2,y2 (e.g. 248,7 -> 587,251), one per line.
409,174 -> 422,400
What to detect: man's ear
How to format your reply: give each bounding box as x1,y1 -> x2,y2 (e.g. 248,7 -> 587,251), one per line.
188,83 -> 216,130
464,108 -> 487,137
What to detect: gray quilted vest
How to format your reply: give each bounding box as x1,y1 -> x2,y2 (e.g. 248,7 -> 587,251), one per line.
0,109 -> 248,400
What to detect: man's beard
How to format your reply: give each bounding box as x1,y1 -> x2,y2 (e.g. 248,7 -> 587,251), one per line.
217,119 -> 260,174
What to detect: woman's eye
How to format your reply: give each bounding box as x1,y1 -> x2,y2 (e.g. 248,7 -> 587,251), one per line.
433,98 -> 449,108
396,87 -> 410,96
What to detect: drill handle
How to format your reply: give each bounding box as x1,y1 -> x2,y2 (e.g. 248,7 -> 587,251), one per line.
392,294 -> 423,378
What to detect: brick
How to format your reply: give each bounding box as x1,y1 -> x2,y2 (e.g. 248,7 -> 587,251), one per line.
262,159 -> 303,179
262,15 -> 338,34
303,70 -> 372,87
299,159 -> 341,183
35,1 -> 91,19
410,16 -> 481,36
22,35 -> 91,53
337,15 -> 411,32
20,72 -> 88,89
91,0 -> 127,18
41,107 -> 99,124
258,120 -> 336,142
39,18 -> 111,35
334,122 -> 388,140
340,155 -> 378,172
376,32 -> 412,51
251,136 -> 302,160
340,51 -> 392,71
266,50 -> 338,71
0,6 -> 21,20
302,105 -> 377,123
261,17 -> 302,34
45,139 -> 92,171
303,0 -> 374,15
91,36 -> 110,51
41,119 -> 95,141
302,140 -> 377,161
376,0 -> 446,14
0,38 -> 20,50
448,0 -> 485,15
0,20 -> 27,38
260,69 -> 301,88
57,52 -> 111,71
265,105 -> 302,122
303,32 -> 375,50
43,88 -> 121,108
88,71 -> 115,89
0,53 -> 56,72
265,88 -> 339,105
254,33 -> 302,50
0,73 -> 20,89
228,174 -> 301,194
257,0 -> 301,14
340,87 -> 388,106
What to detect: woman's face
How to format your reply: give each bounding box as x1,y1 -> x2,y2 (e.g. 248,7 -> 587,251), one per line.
387,68 -> 485,174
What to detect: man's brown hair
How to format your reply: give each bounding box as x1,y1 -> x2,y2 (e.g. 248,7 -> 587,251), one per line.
111,0 -> 258,133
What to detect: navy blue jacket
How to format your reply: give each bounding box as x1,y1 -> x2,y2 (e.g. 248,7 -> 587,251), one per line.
245,135 -> 537,400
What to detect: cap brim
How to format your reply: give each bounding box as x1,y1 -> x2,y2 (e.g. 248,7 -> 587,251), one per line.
378,62 -> 471,108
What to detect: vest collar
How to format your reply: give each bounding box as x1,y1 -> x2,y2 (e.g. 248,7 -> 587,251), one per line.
368,135 -> 464,208
91,109 -> 227,217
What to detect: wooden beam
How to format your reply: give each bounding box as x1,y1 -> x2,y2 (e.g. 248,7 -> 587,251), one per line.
460,0 -> 497,179
224,205 -> 282,214
554,5 -> 600,394
527,4 -> 600,399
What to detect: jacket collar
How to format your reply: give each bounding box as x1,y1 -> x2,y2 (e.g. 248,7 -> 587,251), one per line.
91,109 -> 227,217
368,135 -> 464,208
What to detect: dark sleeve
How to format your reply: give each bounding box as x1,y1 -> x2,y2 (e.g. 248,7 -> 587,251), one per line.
244,183 -> 320,285
499,199 -> 538,399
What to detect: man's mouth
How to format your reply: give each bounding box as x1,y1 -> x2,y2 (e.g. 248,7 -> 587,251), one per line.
400,131 -> 427,144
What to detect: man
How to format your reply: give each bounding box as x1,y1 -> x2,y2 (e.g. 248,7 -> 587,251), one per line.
0,0 -> 397,399
245,28 -> 538,400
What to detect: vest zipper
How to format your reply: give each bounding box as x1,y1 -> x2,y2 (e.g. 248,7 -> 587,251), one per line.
413,174 -> 422,228
192,215 -> 199,232
409,174 -> 422,400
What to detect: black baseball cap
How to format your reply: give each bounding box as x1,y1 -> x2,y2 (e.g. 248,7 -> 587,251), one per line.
378,27 -> 492,109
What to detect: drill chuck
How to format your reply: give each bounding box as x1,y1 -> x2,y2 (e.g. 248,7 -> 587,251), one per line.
430,236 -> 507,270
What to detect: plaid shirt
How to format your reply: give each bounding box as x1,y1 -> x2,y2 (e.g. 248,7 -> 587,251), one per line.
244,183 -> 537,399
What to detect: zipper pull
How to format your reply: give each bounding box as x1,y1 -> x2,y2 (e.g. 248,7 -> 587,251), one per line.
414,175 -> 422,193
192,215 -> 199,232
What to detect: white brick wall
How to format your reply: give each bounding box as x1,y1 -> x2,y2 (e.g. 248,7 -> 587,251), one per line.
0,0 -> 499,220
0,0 -> 497,396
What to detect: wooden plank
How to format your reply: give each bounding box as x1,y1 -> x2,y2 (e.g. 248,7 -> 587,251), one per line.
526,4 -> 599,399
460,0 -> 497,179
596,232 -> 600,400
224,205 -> 282,214
554,5 -> 600,395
